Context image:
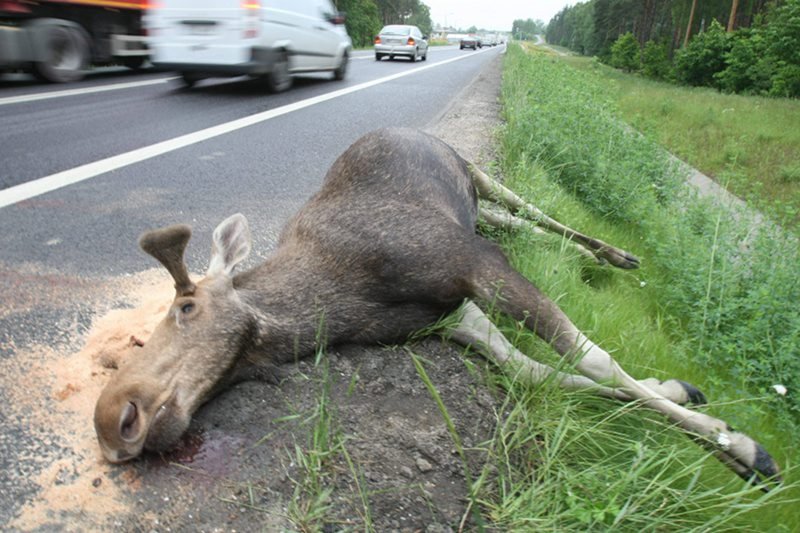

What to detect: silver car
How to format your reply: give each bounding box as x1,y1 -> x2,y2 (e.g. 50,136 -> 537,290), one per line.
374,25 -> 428,62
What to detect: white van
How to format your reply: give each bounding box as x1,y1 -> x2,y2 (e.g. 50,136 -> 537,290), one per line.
144,0 -> 351,91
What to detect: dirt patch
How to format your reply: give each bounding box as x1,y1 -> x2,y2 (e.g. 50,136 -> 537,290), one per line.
5,55 -> 507,531
3,271 -> 175,531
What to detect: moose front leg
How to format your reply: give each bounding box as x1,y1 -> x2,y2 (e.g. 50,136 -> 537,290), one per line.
469,163 -> 640,269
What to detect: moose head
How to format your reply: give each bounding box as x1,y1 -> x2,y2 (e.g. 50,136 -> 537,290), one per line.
93,214 -> 255,462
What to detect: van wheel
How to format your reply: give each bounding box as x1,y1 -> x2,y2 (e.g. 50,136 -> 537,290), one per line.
333,51 -> 348,81
179,72 -> 204,88
375,53 -> 383,61
122,57 -> 146,70
32,24 -> 89,83
264,51 -> 292,93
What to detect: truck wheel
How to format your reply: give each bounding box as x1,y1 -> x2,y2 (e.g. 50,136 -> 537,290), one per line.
333,51 -> 348,81
32,25 -> 89,83
264,51 -> 292,93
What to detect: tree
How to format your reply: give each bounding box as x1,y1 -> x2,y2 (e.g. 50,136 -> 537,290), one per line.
405,2 -> 432,36
511,18 -> 540,41
727,0 -> 740,31
761,0 -> 800,96
334,0 -> 382,48
375,0 -> 431,34
545,0 -> 796,97
683,0 -> 698,47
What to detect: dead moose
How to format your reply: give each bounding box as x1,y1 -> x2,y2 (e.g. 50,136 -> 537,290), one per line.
94,128 -> 780,490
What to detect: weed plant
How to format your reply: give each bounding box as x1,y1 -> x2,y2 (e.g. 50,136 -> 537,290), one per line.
486,44 -> 800,529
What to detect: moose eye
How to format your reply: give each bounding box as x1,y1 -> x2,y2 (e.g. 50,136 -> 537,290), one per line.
180,302 -> 195,314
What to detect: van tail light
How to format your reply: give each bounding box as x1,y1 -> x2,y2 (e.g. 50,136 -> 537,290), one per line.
242,0 -> 259,38
407,37 -> 416,46
374,36 -> 381,44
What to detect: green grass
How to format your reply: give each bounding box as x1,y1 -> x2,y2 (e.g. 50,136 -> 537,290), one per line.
556,51 -> 800,226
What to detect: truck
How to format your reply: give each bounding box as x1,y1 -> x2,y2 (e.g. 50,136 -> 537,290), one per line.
0,0 -> 149,83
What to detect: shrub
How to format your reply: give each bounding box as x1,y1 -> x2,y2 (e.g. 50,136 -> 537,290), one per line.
674,19 -> 730,88
640,40 -> 671,80
609,32 -> 640,72
715,29 -> 771,94
770,63 -> 800,97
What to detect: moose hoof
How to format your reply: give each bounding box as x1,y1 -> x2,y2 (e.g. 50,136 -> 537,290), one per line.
604,249 -> 640,270
643,378 -> 707,405
731,442 -> 783,492
674,379 -> 707,405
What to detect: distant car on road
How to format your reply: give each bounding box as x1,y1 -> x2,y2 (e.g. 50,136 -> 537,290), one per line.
460,35 -> 480,50
374,25 -> 428,62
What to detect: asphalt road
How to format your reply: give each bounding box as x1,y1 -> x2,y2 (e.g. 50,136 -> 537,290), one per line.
0,44 -> 504,527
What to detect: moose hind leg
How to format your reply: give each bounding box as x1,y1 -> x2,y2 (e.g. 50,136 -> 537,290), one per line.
451,301 -> 705,405
468,247 -> 780,490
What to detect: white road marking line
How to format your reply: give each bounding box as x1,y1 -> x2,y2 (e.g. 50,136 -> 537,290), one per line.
0,77 -> 178,106
0,48 -> 495,209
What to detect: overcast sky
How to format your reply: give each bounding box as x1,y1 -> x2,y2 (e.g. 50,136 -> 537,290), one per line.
424,0 -> 573,32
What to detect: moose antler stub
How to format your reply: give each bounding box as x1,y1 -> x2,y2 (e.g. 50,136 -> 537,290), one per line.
138,224 -> 196,296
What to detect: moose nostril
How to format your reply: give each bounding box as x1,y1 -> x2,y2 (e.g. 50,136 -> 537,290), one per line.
119,401 -> 139,440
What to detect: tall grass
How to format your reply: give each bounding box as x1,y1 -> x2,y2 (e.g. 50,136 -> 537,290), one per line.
485,43 -> 800,529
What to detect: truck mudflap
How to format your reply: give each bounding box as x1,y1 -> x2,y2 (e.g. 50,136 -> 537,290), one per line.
0,26 -> 34,66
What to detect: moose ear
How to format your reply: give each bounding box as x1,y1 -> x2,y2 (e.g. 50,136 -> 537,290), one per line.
207,213 -> 252,277
139,224 -> 196,296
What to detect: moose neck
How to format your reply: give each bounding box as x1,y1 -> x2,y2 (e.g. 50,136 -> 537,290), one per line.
232,250 -> 353,363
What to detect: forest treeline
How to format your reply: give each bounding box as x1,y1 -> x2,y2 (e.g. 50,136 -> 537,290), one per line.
546,0 -> 800,97
333,0 -> 519,48
333,0 -> 433,47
